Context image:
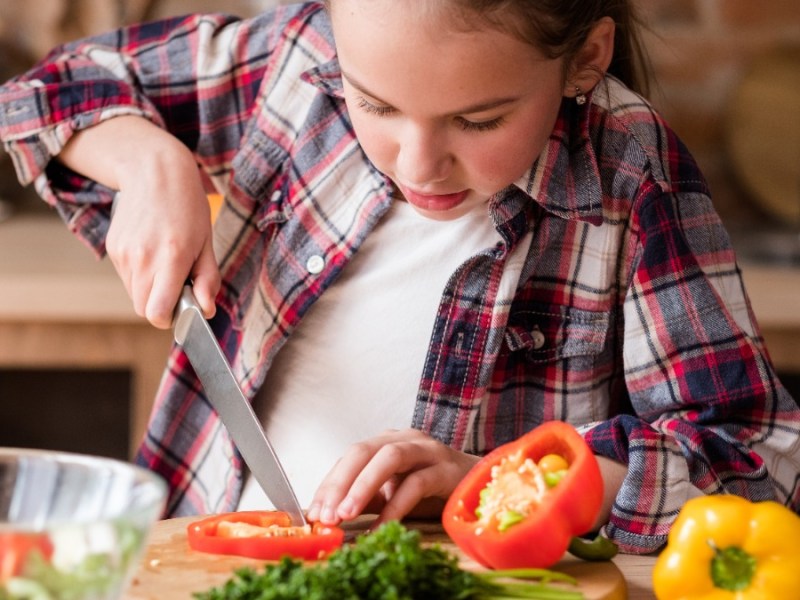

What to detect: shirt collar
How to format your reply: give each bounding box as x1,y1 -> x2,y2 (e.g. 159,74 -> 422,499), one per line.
301,57 -> 345,99
303,58 -> 604,227
512,99 -> 604,226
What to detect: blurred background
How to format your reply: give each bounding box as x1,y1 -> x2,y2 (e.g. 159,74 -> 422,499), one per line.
0,0 -> 798,459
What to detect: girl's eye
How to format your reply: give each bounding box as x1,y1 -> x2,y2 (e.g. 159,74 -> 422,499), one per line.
355,95 -> 505,133
456,116 -> 505,132
356,97 -> 394,117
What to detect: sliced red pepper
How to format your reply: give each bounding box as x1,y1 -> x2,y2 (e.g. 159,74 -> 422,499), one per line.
186,510 -> 344,561
0,533 -> 54,580
442,421 -> 603,569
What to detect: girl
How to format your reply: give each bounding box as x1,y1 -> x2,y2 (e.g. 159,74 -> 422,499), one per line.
1,0 -> 798,554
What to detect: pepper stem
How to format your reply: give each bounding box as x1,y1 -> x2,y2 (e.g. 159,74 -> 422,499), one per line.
708,540 -> 756,591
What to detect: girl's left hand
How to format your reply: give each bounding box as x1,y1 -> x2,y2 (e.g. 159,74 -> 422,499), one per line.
306,428 -> 479,526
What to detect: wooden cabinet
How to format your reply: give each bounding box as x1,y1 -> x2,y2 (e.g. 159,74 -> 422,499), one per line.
0,212 -> 172,458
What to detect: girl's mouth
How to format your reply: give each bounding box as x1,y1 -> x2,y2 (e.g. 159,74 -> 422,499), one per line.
399,186 -> 469,213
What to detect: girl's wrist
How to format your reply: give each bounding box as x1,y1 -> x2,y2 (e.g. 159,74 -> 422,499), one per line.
112,125 -> 196,193
593,455 -> 627,529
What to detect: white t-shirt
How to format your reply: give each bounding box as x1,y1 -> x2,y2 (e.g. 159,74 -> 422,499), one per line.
238,199 -> 500,510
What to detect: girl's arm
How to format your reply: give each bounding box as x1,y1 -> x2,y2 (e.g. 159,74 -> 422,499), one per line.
57,115 -> 218,327
594,456 -> 626,530
0,12 -> 280,325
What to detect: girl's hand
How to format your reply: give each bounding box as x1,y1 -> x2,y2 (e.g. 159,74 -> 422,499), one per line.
306,428 -> 480,526
58,116 -> 220,327
108,149 -> 219,328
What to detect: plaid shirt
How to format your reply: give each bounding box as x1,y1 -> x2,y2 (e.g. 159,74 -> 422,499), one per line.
2,2 -> 799,554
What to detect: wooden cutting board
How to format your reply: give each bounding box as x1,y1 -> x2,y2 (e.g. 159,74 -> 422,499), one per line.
123,517 -> 627,599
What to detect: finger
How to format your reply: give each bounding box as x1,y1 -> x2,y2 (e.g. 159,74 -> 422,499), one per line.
308,430 -> 428,524
145,271 -> 183,329
310,480 -> 392,523
372,466 -> 446,526
190,241 -> 221,319
105,227 -> 136,313
310,439 -> 388,524
125,253 -> 156,324
335,442 -> 430,521
108,254 -> 135,313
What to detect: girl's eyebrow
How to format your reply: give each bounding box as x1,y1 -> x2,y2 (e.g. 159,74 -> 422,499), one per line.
341,70 -> 519,115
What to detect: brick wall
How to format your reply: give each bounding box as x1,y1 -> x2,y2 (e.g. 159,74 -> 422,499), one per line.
1,0 -> 798,227
639,0 -> 800,225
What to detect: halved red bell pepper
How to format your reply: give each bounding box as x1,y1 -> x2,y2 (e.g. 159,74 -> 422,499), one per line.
442,421 -> 603,569
186,511 -> 344,561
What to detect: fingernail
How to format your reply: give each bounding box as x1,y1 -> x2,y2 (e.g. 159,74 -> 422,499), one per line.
338,496 -> 356,519
321,505 -> 336,523
306,502 -> 320,521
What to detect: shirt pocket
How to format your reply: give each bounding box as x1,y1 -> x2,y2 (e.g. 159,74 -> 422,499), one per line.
504,305 -> 609,363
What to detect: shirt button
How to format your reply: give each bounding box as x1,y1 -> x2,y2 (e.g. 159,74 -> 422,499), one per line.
270,190 -> 282,203
531,329 -> 546,350
306,255 -> 325,274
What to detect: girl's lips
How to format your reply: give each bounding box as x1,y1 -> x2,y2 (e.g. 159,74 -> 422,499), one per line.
400,186 -> 469,212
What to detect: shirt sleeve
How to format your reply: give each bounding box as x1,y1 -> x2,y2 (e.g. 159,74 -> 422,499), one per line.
0,11 -> 278,254
583,180 -> 800,554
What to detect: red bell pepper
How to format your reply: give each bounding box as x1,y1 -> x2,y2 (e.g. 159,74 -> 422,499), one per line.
442,421 -> 603,569
186,511 -> 344,561
0,533 -> 54,580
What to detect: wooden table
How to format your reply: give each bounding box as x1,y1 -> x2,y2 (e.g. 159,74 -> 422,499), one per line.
125,517 -> 660,599
609,553 -> 658,600
0,212 -> 172,457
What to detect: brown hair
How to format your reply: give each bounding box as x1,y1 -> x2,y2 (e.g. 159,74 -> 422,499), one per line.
326,0 -> 651,97
444,0 -> 651,96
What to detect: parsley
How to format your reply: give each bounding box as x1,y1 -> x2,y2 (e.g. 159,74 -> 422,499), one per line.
193,521 -> 584,600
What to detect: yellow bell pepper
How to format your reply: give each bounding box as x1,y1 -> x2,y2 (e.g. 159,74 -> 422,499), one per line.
653,494 -> 800,599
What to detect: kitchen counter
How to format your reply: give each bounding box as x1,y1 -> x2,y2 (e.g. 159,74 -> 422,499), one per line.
739,261 -> 800,372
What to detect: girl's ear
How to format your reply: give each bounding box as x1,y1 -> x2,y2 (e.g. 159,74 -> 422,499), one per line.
564,16 -> 616,98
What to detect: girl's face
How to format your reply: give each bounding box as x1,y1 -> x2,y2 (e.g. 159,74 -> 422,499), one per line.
330,0 -> 570,221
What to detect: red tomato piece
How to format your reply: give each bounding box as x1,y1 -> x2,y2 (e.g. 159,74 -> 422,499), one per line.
186,511 -> 344,561
0,532 -> 54,580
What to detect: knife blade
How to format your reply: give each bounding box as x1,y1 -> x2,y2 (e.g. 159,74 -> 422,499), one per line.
173,285 -> 307,526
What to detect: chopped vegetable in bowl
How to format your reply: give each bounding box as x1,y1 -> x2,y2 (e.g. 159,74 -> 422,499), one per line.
0,448 -> 167,600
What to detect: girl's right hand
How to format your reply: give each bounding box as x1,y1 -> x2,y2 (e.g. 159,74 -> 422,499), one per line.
108,157 -> 220,329
59,116 -> 221,328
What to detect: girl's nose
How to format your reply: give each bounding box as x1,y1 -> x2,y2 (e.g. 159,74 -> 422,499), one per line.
395,124 -> 453,186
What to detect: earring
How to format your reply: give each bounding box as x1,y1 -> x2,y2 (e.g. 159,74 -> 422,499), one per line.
575,86 -> 587,106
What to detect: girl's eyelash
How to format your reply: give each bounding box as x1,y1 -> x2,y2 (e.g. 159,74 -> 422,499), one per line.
456,117 -> 505,132
356,96 -> 505,132
356,97 -> 394,116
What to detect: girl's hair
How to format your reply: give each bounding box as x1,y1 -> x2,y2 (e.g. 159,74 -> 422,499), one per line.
324,1 -> 651,96
447,0 -> 651,96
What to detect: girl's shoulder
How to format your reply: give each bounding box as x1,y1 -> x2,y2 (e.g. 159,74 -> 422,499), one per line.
589,77 -> 705,191
245,1 -> 333,50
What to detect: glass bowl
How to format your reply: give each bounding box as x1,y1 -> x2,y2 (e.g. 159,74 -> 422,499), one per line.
0,448 -> 167,600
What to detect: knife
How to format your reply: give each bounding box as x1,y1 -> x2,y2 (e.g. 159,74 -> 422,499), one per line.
173,285 -> 307,526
